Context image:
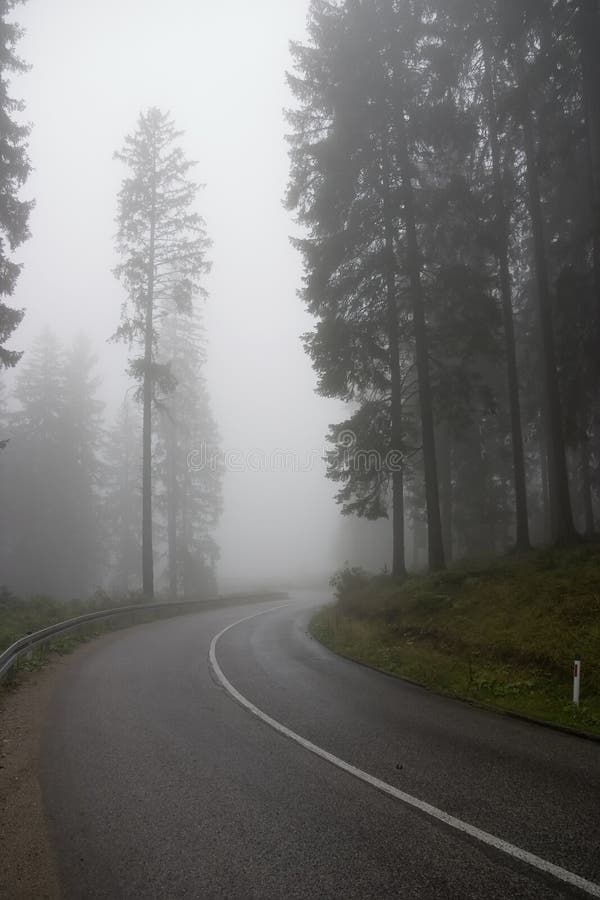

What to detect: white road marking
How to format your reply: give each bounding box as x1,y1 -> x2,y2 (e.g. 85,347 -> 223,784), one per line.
209,605 -> 600,898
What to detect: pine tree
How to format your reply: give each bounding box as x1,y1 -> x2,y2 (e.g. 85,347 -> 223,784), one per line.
0,331 -> 106,597
504,5 -> 578,543
103,399 -> 142,593
429,0 -> 533,550
289,0 -> 593,565
288,0 -> 498,572
576,0 -> 600,296
1,330 -> 66,595
287,0 -> 420,575
480,20 -> 531,550
113,109 -> 211,598
0,374 -> 7,450
61,335 -> 105,596
0,0 -> 32,372
156,305 -> 222,598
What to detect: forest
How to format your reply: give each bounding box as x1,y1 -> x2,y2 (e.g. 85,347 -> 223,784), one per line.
2,6 -> 600,893
0,4 -> 222,602
1,0 -> 600,604
287,0 -> 600,576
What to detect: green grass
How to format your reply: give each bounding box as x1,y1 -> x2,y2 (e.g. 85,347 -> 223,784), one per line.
0,589 -> 179,683
311,544 -> 600,736
0,589 -> 149,654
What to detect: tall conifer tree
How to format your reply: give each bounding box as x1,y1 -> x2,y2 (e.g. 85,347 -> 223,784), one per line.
0,0 -> 32,372
113,109 -> 211,597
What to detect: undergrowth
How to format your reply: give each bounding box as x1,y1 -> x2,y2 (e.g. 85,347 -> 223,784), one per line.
312,543 -> 600,736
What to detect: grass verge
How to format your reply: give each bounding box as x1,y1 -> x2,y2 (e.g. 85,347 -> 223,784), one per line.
0,590 -> 150,653
310,544 -> 600,737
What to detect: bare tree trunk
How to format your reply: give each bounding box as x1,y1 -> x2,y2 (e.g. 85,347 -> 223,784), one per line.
411,512 -> 427,571
382,137 -> 406,579
142,171 -> 157,598
396,126 -> 445,571
437,422 -> 453,563
483,48 -> 530,551
518,67 -> 578,545
166,417 -> 178,598
142,310 -> 154,597
182,466 -> 192,598
539,431 -> 551,544
391,465 -> 406,577
581,438 -> 595,537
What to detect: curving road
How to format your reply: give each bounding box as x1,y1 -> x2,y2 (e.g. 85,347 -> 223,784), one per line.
41,592 -> 600,899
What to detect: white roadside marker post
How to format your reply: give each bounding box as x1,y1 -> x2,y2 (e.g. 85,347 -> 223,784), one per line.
573,657 -> 581,707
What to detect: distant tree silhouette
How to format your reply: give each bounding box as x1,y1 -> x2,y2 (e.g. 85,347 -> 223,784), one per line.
0,0 -> 33,373
113,109 -> 211,598
156,303 -> 222,598
0,331 -> 104,597
103,399 -> 143,593
288,0 -> 598,563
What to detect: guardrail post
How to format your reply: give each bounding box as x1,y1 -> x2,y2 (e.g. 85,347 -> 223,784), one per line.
573,657 -> 581,707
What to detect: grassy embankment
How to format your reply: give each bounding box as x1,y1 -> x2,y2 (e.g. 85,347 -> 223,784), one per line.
311,543 -> 600,736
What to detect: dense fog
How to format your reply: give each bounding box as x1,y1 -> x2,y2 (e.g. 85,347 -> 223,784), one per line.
2,0 -> 599,600
0,0 -> 377,598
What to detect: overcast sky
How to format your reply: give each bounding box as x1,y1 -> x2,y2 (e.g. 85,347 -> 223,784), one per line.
7,0 -> 360,586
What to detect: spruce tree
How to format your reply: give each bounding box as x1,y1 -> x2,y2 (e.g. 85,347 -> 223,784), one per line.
288,0 -> 486,572
103,399 -> 142,593
156,304 -> 222,598
0,331 -> 105,597
510,11 -> 578,543
0,0 -> 32,372
288,0 -> 594,564
113,109 -> 211,598
481,30 -> 530,550
2,330 -> 66,595
61,335 -> 105,595
287,0 -> 416,575
576,0 -> 600,296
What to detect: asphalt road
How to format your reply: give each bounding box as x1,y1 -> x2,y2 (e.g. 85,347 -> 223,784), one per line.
41,592 -> 600,899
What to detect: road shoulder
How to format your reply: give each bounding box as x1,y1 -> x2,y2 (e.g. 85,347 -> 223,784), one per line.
0,651 -> 83,899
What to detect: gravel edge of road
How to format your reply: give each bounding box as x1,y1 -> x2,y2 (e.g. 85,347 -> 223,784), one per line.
0,595 -> 289,899
0,651 -> 69,899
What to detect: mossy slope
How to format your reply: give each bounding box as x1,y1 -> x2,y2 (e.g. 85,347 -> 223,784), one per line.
311,544 -> 600,735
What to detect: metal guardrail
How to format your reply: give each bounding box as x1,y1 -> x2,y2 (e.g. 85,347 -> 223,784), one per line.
0,595 -> 281,682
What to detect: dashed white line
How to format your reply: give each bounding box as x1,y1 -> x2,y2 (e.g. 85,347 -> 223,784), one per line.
209,605 -> 600,898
